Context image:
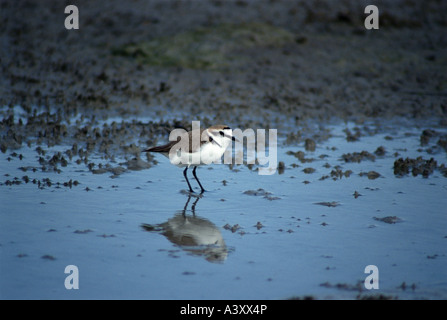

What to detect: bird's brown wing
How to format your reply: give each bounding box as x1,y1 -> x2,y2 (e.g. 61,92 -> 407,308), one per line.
144,129 -> 206,154
144,140 -> 178,153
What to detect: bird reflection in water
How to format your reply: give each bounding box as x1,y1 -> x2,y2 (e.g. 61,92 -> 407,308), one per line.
141,195 -> 228,263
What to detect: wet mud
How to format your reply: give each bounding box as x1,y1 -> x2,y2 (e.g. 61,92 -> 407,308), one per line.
1,0 -> 447,176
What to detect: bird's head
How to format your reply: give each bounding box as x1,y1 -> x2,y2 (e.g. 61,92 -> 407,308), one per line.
206,125 -> 238,149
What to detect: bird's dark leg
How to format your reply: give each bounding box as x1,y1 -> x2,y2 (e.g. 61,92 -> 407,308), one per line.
182,195 -> 192,217
183,167 -> 194,193
191,195 -> 201,216
192,166 -> 205,193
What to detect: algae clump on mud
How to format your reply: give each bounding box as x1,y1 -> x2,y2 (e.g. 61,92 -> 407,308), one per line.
112,22 -> 295,70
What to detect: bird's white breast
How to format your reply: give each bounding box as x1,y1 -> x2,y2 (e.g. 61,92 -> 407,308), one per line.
169,140 -> 229,167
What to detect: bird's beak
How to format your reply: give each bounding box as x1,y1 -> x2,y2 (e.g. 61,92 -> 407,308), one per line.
232,136 -> 239,142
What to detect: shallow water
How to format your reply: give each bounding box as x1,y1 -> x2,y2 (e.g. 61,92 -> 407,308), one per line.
1,119 -> 447,299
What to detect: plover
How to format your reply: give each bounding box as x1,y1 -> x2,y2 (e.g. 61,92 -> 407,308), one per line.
144,125 -> 236,193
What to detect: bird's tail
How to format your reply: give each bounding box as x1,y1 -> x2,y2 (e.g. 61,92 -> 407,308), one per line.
143,141 -> 176,153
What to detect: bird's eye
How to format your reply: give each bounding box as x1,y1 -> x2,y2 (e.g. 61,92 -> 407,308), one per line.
209,136 -> 213,142
219,131 -> 224,136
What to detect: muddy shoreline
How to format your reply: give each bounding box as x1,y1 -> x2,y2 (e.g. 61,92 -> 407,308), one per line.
2,0 -> 447,164
2,0 -> 447,178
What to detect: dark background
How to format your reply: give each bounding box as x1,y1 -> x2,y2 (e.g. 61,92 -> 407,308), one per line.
1,0 -> 446,127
